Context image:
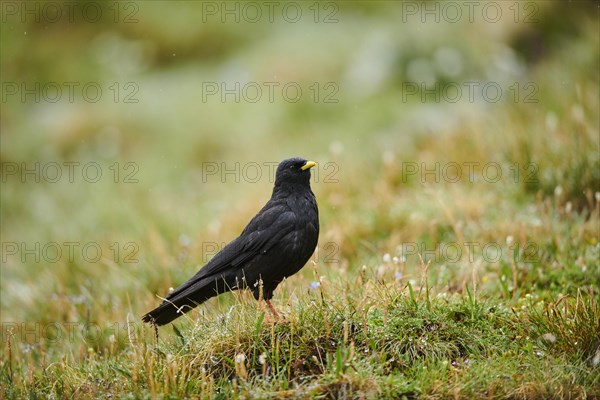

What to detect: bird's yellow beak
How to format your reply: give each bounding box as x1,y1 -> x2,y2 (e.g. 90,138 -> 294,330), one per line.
301,161 -> 317,171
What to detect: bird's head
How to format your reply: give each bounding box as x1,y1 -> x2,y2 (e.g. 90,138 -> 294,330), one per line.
275,158 -> 317,187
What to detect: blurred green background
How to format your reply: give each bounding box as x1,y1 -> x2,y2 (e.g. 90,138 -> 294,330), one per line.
1,1 -> 599,398
1,0 -> 598,327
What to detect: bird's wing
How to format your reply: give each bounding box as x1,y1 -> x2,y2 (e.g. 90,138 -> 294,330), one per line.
205,203 -> 296,274
164,203 -> 295,300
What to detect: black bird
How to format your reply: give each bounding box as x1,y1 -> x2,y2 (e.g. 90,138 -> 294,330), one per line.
142,157 -> 319,326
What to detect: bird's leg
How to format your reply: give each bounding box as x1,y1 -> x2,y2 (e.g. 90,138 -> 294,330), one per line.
256,278 -> 274,323
265,299 -> 284,322
265,300 -> 289,324
259,300 -> 275,324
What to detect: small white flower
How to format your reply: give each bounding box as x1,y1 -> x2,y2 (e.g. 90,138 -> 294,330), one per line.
383,253 -> 391,263
592,350 -> 600,367
392,256 -> 399,264
179,234 -> 191,246
540,333 -> 556,343
259,353 -> 267,365
554,186 -> 563,197
506,236 -> 514,246
235,353 -> 246,363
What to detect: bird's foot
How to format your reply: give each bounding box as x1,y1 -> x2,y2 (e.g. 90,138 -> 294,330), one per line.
260,300 -> 288,325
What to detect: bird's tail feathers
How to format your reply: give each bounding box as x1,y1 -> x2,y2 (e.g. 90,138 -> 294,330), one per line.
142,273 -> 238,326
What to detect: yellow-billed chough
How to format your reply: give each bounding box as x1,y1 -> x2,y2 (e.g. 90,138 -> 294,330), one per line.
142,157 -> 319,326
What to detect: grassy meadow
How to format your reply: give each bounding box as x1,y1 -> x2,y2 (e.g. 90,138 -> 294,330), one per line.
1,1 -> 599,398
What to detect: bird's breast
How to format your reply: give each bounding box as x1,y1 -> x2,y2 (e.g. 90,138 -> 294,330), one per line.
286,191 -> 319,247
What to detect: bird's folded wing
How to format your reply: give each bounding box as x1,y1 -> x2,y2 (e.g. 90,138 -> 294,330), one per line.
164,207 -> 296,301
202,207 -> 296,274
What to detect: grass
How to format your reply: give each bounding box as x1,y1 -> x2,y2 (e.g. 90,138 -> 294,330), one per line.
1,1 -> 599,399
2,269 -> 599,399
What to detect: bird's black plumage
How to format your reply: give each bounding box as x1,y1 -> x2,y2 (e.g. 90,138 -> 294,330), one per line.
142,157 -> 319,326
